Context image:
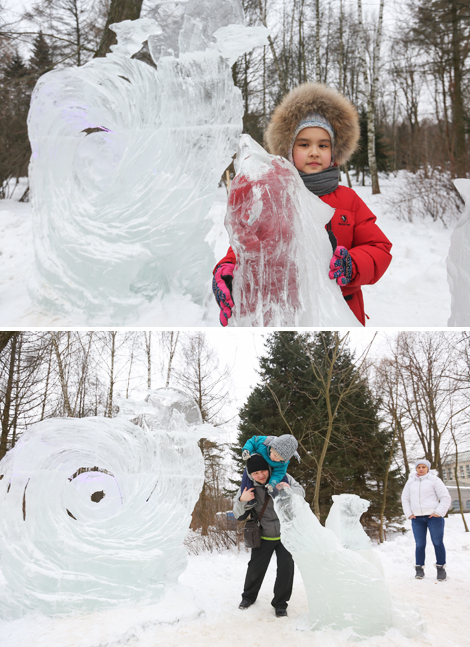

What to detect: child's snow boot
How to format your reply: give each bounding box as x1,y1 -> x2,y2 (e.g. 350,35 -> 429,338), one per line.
436,564 -> 447,581
415,565 -> 425,579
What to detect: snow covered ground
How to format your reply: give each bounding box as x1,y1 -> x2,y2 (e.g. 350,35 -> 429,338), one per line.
1,513 -> 468,647
0,175 -> 455,327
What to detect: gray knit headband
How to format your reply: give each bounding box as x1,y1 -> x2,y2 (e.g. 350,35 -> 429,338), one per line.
288,112 -> 335,166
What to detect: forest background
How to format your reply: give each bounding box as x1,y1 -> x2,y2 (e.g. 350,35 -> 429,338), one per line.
1,330 -> 469,550
0,0 -> 469,225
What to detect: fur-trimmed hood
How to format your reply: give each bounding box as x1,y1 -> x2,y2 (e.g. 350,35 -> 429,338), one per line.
264,83 -> 360,165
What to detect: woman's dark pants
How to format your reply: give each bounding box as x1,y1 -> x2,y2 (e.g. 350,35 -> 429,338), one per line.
242,539 -> 294,609
411,515 -> 446,566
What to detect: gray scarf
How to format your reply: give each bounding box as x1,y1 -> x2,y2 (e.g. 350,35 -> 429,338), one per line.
299,166 -> 340,197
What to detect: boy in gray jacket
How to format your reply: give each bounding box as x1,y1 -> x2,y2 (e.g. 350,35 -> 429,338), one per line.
233,454 -> 305,617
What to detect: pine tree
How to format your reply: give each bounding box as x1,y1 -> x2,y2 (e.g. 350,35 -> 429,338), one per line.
29,31 -> 54,87
230,332 -> 403,532
0,51 -> 31,194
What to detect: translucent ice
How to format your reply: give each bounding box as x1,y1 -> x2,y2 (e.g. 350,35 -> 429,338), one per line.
274,488 -> 424,637
224,135 -> 360,326
447,179 -> 470,326
325,493 -> 384,575
0,388 -> 211,618
27,0 -> 268,323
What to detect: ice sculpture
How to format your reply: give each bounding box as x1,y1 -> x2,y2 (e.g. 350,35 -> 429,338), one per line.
27,1 -> 268,323
325,493 -> 371,550
447,179 -> 470,326
224,135 -> 360,326
0,388 -> 212,618
325,493 -> 384,575
274,488 -> 424,637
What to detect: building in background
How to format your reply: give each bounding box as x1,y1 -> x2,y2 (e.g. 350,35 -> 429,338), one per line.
442,451 -> 470,513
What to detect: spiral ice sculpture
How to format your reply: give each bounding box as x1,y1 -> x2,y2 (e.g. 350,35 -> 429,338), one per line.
0,388 -> 211,618
274,488 -> 424,638
27,0 -> 268,323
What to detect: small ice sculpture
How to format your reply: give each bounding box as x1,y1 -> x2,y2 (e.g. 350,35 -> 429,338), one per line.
274,488 -> 424,638
325,493 -> 371,550
224,135 -> 360,327
0,389 -> 211,618
447,179 -> 470,326
325,493 -> 384,575
27,0 -> 268,323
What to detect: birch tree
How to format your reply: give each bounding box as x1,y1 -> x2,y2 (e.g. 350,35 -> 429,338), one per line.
357,0 -> 384,194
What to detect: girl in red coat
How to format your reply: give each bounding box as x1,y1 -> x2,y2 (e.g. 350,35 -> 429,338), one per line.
213,83 -> 392,326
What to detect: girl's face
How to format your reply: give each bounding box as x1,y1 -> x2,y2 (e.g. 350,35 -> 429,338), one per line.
292,126 -> 332,174
416,464 -> 429,475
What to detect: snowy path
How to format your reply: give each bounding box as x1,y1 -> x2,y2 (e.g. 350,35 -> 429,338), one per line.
1,514 -> 468,647
0,178 -> 454,327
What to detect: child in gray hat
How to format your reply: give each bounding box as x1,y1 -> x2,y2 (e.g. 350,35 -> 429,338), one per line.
242,435 -> 300,492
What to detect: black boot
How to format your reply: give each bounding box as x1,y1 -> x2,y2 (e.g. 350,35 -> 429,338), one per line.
436,564 -> 447,581
239,599 -> 253,609
415,565 -> 425,579
275,608 -> 288,617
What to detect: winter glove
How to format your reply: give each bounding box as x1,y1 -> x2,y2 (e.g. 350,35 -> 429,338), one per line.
242,449 -> 251,460
212,262 -> 235,327
328,246 -> 356,286
265,483 -> 274,494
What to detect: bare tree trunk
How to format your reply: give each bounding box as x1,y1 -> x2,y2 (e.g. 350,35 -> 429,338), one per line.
126,334 -> 137,399
256,0 -> 288,95
0,334 -> 17,459
107,332 -> 117,418
302,332 -> 376,521
339,0 -> 344,92
11,334 -> 24,448
94,0 -> 144,58
357,0 -> 383,194
165,331 -> 179,388
450,0 -> 467,177
144,331 -> 151,390
379,422 -> 397,543
40,341 -> 54,421
0,332 -> 17,356
315,0 -> 321,82
51,333 -> 73,417
72,333 -> 93,416
450,426 -> 469,532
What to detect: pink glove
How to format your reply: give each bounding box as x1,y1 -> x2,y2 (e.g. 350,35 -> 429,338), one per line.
328,246 -> 356,286
212,263 -> 235,326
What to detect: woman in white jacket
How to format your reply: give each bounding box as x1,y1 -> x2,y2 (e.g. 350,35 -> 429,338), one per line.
401,459 -> 451,581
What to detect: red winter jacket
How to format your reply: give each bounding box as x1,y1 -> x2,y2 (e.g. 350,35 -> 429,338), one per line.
214,186 -> 392,326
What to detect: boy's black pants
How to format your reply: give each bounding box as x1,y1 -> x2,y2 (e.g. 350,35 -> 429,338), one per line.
242,538 -> 294,609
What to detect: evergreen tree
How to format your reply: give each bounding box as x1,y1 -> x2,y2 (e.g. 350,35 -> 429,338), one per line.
230,332 -> 403,532
29,31 -> 54,87
350,106 -> 389,185
0,51 -> 31,195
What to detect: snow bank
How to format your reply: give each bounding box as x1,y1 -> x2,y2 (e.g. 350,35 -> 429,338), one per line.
0,174 -> 454,326
1,513 -> 468,647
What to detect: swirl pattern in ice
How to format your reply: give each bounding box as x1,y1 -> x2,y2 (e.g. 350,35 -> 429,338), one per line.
27,0 -> 268,323
0,388 -> 210,618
